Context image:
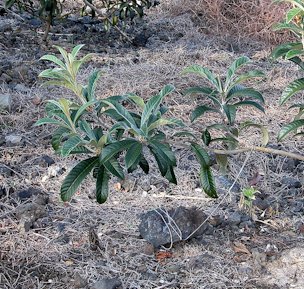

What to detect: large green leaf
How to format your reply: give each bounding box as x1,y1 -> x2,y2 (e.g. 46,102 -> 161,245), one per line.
100,139 -> 136,164
280,78 -> 304,105
61,135 -> 83,156
71,44 -> 85,58
184,86 -> 221,106
234,100 -> 265,113
225,56 -> 250,90
286,7 -> 302,23
86,70 -> 102,101
285,49 -> 304,59
125,142 -> 142,170
139,156 -> 149,174
73,100 -> 97,124
227,88 -> 264,104
40,55 -> 66,69
223,104 -> 237,124
147,118 -> 184,131
200,166 -> 217,198
273,22 -> 304,36
191,105 -> 220,122
51,127 -> 70,151
190,143 -> 210,167
96,165 -> 109,204
183,65 -> 221,91
104,158 -> 124,179
278,119 -> 304,140
34,117 -> 67,127
141,84 -> 174,128
61,156 -> 99,202
230,70 -> 264,88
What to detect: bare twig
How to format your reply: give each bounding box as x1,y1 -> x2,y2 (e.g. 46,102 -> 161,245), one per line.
82,0 -> 133,43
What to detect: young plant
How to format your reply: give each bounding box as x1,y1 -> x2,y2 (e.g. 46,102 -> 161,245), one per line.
239,187 -> 259,216
271,0 -> 304,140
182,57 -> 266,197
36,45 -> 183,204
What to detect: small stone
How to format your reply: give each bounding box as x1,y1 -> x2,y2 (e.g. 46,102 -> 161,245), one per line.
14,84 -> 29,93
0,165 -> 13,177
92,278 -> 122,289
0,94 -> 12,111
281,176 -> 302,189
253,197 -> 270,210
228,211 -> 242,226
5,134 -> 22,144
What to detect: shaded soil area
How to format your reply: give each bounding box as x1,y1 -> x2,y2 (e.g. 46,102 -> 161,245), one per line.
1,2 -> 304,289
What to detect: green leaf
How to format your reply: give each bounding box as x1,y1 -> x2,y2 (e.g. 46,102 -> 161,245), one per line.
100,139 -> 136,164
5,0 -> 16,8
85,70 -> 101,101
285,49 -> 304,59
34,117 -> 67,127
141,84 -> 174,128
225,56 -> 250,90
191,105 -> 220,122
172,131 -> 198,140
183,65 -> 221,91
53,45 -> 70,64
126,93 -> 145,109
280,78 -> 304,105
227,87 -> 264,104
61,156 -> 99,202
148,118 -> 184,131
184,86 -> 221,107
223,104 -> 237,124
230,70 -> 265,88
234,100 -> 265,113
125,142 -> 142,170
200,166 -> 217,198
104,158 -> 124,179
202,129 -> 212,146
71,44 -> 85,57
79,120 -> 96,141
40,55 -> 66,69
191,143 -> 210,167
278,119 -> 304,141
96,165 -> 109,204
286,7 -> 303,23
139,156 -> 149,174
61,135 -> 83,157
51,127 -> 70,151
273,22 -> 304,36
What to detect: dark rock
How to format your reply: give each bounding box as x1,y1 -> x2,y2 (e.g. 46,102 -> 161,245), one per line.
139,206 -> 209,247
133,29 -> 152,47
16,187 -> 40,201
0,164 -> 13,177
15,202 -> 47,222
92,278 -> 122,289
253,197 -> 270,210
214,175 -> 240,193
281,177 -> 302,189
282,159 -> 300,172
29,18 -> 42,28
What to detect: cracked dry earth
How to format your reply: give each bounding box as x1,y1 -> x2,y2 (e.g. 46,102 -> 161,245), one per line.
1,2 -> 304,289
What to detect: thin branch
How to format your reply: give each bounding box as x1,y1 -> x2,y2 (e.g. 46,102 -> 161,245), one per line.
82,0 -> 133,43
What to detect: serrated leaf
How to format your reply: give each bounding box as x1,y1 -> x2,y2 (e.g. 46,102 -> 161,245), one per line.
225,56 -> 250,90
51,127 -> 70,151
61,135 -> 83,156
71,44 -> 85,57
40,55 -> 66,69
184,86 -> 221,107
61,156 -> 99,202
148,118 -> 184,131
104,158 -> 124,179
191,143 -> 210,167
227,87 -> 264,103
230,70 -> 264,88
96,165 -> 109,204
141,84 -> 174,128
125,142 -> 142,170
34,117 -> 67,127
191,105 -> 220,122
183,65 -> 221,91
280,78 -> 304,105
172,131 -> 197,140
200,166 -> 217,198
223,104 -> 237,124
126,94 -> 145,109
286,7 -> 303,23
100,139 -> 136,164
278,119 -> 304,141
86,70 -> 101,101
234,100 -> 265,113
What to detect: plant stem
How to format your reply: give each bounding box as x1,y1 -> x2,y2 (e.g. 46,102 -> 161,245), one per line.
211,146 -> 304,161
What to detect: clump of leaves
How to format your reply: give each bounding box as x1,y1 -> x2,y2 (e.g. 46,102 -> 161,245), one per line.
182,57 -> 266,196
271,0 -> 304,140
36,45 -> 183,204
239,186 -> 259,216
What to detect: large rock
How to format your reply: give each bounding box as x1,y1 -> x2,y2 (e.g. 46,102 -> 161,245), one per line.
139,206 -> 210,248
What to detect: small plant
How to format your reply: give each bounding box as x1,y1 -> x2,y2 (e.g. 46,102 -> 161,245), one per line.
271,0 -> 304,140
36,45 -> 183,203
182,57 -> 267,194
239,187 -> 259,214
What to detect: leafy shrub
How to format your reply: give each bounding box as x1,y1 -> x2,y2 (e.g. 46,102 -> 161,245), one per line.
183,57 -> 267,180
36,45 -> 183,203
5,0 -> 160,40
271,0 -> 304,140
